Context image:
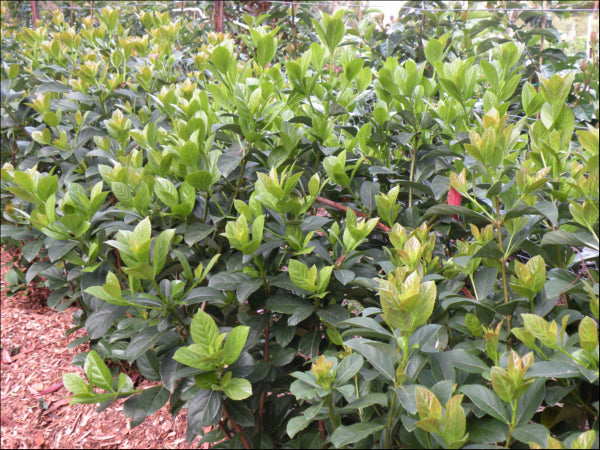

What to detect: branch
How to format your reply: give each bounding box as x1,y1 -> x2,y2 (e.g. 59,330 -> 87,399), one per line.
222,404 -> 252,449
315,196 -> 391,232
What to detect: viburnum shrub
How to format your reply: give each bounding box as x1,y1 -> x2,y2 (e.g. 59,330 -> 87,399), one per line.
1,3 -> 598,449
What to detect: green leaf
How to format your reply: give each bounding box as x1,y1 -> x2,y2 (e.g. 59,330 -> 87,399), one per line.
211,45 -> 232,74
467,416 -> 509,444
446,349 -> 489,374
62,373 -> 90,395
222,326 -> 249,366
337,393 -> 388,414
287,414 -> 315,439
84,350 -> 114,392
183,287 -> 226,305
541,231 -> 598,252
186,171 -> 215,191
223,377 -> 252,400
516,378 -> 545,427
317,304 -> 350,325
68,392 -> 116,405
190,310 -> 220,355
154,178 -> 178,208
122,262 -> 155,281
344,338 -> 396,381
335,353 -> 364,385
184,223 -> 214,246
579,317 -> 598,351
473,266 -> 497,301
424,204 -> 488,221
330,423 -> 385,448
491,367 -> 513,403
153,228 -> 175,276
424,38 -> 444,66
125,327 -> 167,363
187,390 -> 223,438
340,316 -> 393,340
173,345 -> 218,371
460,384 -> 510,424
480,60 -> 498,91
123,386 -> 170,428
288,259 -> 317,293
84,286 -> 128,306
442,394 -> 468,447
511,423 -> 550,447
288,302 -> 314,326
526,361 -> 581,378
439,78 -> 462,102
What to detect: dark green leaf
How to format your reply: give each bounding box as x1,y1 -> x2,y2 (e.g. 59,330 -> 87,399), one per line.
526,361 -> 581,378
187,390 -> 222,440
516,378 -> 545,427
123,386 -> 170,428
424,205 -> 488,221
330,423 -> 385,448
460,384 -> 509,424
125,326 -> 167,363
511,423 -> 550,447
344,338 -> 395,381
317,304 -> 350,325
335,353 -> 364,385
183,287 -> 226,305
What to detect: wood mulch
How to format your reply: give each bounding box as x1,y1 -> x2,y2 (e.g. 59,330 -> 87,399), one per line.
0,246 -> 209,449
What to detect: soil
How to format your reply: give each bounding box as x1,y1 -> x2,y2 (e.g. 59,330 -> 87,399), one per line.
0,246 -> 209,449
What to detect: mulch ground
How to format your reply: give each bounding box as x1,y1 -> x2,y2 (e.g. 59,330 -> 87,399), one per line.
0,246 -> 209,449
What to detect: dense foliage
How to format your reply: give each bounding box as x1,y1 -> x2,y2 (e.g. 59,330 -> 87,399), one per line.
1,2 -> 598,448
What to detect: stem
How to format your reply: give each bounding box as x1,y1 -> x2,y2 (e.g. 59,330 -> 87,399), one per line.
222,404 -> 252,449
326,393 -> 341,430
227,156 -> 248,215
315,195 -> 391,232
384,390 -> 397,449
495,197 -> 511,332
202,191 -> 210,223
318,420 -> 329,448
208,188 -> 228,218
258,321 -> 270,430
506,398 -> 519,448
354,374 -> 364,422
408,136 -> 418,206
569,386 -> 597,417
152,279 -> 168,306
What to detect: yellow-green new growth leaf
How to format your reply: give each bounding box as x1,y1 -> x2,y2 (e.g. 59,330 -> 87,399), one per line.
190,310 -> 219,356
415,386 -> 442,422
442,394 -> 468,449
153,228 -> 175,276
288,259 -> 317,293
491,366 -> 513,403
223,377 -> 252,400
222,326 -> 250,366
573,430 -> 596,449
579,317 -> 598,352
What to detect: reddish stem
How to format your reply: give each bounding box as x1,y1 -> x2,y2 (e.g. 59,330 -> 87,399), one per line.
461,286 -> 475,300
223,405 -> 252,449
315,196 -> 391,232
319,419 -> 329,448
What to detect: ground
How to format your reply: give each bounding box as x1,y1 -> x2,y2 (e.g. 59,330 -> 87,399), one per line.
0,247 -> 209,449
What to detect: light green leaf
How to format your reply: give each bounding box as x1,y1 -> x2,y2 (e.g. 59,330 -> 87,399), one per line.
62,373 -> 90,395
222,326 -> 249,366
223,378 -> 252,400
84,350 -> 114,392
190,310 -> 220,355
